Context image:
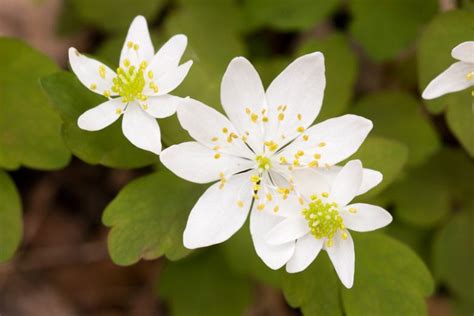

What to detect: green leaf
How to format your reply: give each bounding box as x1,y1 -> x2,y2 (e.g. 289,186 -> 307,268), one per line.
159,250 -> 252,316
349,0 -> 437,61
242,0 -> 339,31
353,91 -> 440,166
102,168 -> 205,265
0,170 -> 22,262
418,10 -> 474,114
341,233 -> 434,316
433,210 -> 474,304
0,38 -> 71,170
221,223 -> 282,288
349,136 -> 409,196
160,2 -> 246,144
70,0 -> 165,33
385,221 -> 432,262
41,72 -> 157,168
297,33 -> 358,121
282,254 -> 343,316
446,93 -> 474,157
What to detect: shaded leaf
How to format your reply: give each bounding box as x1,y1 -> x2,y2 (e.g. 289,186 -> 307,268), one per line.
0,170 -> 22,262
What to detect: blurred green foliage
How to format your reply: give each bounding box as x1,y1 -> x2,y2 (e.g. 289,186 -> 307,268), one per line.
0,0 -> 473,315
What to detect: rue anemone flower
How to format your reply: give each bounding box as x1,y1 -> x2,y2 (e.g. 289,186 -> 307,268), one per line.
160,53 -> 379,269
264,160 -> 392,288
422,41 -> 474,100
68,16 -> 192,154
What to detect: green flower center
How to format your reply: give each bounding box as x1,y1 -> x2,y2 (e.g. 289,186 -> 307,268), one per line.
256,155 -> 271,171
112,60 -> 148,102
302,194 -> 346,246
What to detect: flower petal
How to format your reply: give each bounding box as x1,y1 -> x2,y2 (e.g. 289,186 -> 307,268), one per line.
140,94 -> 182,118
330,160 -> 363,206
221,57 -> 266,153
177,97 -> 254,158
77,98 -> 125,131
341,203 -> 392,232
122,103 -> 161,154
277,115 -> 373,167
265,216 -> 310,245
183,171 -> 253,249
160,142 -> 253,184
152,60 -> 193,96
326,232 -> 354,288
422,62 -> 474,100
265,52 -> 326,148
286,234 -> 324,273
147,34 -> 188,79
451,41 -> 474,63
250,209 -> 295,270
68,48 -> 116,96
120,15 -> 154,66
291,168 -> 330,199
315,167 -> 382,196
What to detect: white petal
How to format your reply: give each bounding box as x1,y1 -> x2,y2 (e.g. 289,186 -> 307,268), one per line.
316,167 -> 382,196
266,52 -> 326,147
451,41 -> 474,63
140,94 -> 182,118
120,16 -> 154,66
183,171 -> 253,249
286,234 -> 324,273
326,232 -> 354,288
152,60 -> 193,96
291,168 -> 330,199
250,208 -> 295,270
147,34 -> 188,79
277,115 -> 373,167
122,103 -> 161,154
77,98 -> 125,131
330,160 -> 363,206
160,142 -> 253,184
341,203 -> 392,232
422,62 -> 474,100
221,57 -> 266,152
68,48 -> 116,95
265,216 -> 310,245
177,97 -> 254,158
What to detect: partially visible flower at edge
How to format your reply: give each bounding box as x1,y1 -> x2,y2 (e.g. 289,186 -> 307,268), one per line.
422,41 -> 474,100
68,15 -> 192,154
160,53 -> 381,270
264,159 -> 392,288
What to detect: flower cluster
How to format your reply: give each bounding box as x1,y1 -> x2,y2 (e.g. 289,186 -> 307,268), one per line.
68,16 -> 400,288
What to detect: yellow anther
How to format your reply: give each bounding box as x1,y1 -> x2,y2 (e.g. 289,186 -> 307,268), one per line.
257,203 -> 265,211
245,107 -> 251,114
133,43 -> 139,50
278,113 -> 285,121
124,59 -> 131,67
322,192 -> 329,198
467,72 -> 473,80
99,65 -> 106,79
282,105 -> 288,111
297,126 -> 305,133
237,200 -> 244,208
308,160 -> 319,168
279,156 -> 288,164
266,193 -> 273,201
250,175 -> 260,183
90,83 -> 97,90
148,71 -> 154,79
297,113 -> 302,120
273,206 -> 279,213
296,150 -> 304,157
303,135 -> 309,141
115,108 -> 122,114
251,113 -> 258,123
342,231 -> 348,240
298,197 -> 304,205
318,142 -> 326,147
214,153 -> 221,159
222,127 -> 228,134
262,116 -> 269,122
313,153 -> 321,159
310,194 -> 318,201
212,145 -> 220,151
142,104 -> 148,110
211,136 -> 219,142
127,41 -> 133,48
349,207 -> 357,214
103,90 -> 111,98
326,239 -> 334,247
277,105 -> 283,111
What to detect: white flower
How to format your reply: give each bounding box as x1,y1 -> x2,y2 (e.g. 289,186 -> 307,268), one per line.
68,16 -> 192,154
264,160 -> 392,288
160,53 -> 376,268
422,41 -> 474,100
